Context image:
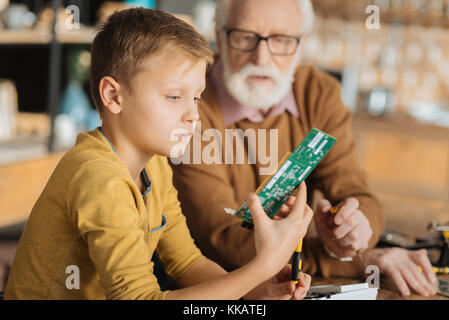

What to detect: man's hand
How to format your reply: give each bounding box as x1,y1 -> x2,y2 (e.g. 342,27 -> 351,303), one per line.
314,198 -> 372,258
361,248 -> 437,296
244,264 -> 312,300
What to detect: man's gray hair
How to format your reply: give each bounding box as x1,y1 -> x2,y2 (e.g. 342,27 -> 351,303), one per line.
215,0 -> 315,34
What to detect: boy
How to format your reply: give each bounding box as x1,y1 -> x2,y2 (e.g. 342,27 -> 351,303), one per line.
4,8 -> 313,300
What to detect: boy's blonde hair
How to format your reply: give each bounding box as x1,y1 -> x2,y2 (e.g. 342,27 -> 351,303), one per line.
90,8 -> 214,112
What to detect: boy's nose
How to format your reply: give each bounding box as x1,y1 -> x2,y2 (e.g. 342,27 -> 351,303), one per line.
182,108 -> 199,124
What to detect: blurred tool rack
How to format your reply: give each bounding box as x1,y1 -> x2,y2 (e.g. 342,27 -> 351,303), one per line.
0,0 -> 96,152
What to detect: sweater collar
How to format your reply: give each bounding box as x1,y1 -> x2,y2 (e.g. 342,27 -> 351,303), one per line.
97,127 -> 152,197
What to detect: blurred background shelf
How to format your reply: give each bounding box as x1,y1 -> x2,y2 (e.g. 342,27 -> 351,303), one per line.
56,27 -> 96,43
0,28 -> 95,44
0,139 -> 48,165
0,29 -> 51,44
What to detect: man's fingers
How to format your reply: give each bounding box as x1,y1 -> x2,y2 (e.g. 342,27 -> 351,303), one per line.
336,227 -> 367,251
334,197 -> 359,225
338,234 -> 366,253
317,198 -> 332,213
386,267 -> 411,296
333,217 -> 359,241
406,261 -> 436,296
411,250 -> 437,284
399,264 -> 429,296
351,239 -> 368,253
337,230 -> 359,248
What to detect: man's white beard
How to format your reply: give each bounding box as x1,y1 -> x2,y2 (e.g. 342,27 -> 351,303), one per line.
221,43 -> 301,111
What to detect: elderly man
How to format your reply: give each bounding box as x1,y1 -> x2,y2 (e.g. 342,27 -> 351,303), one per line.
170,0 -> 437,297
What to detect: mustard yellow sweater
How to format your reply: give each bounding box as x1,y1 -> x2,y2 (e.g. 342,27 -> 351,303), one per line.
5,128 -> 203,299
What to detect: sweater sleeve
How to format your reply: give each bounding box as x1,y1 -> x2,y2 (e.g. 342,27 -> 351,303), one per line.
66,160 -> 167,300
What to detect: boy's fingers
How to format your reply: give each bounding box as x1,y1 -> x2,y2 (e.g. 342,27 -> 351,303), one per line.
293,286 -> 308,300
293,182 -> 307,208
269,282 -> 295,297
295,273 -> 312,300
277,199 -> 295,217
285,196 -> 296,207
277,205 -> 290,217
298,272 -> 311,288
248,193 -> 268,226
276,197 -> 297,218
287,182 -> 307,221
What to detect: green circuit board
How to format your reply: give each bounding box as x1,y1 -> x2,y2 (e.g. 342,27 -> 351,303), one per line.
231,128 -> 337,225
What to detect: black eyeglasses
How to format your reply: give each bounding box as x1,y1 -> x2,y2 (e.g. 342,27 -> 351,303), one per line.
225,28 -> 301,56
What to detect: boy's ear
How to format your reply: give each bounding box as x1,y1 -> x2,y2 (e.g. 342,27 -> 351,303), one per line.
99,76 -> 123,115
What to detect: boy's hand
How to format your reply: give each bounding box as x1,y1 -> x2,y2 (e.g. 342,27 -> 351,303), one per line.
249,182 -> 313,278
314,198 -> 372,258
244,264 -> 312,300
273,195 -> 313,221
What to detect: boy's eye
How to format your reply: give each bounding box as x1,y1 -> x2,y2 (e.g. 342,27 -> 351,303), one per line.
194,97 -> 201,103
167,96 -> 181,101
